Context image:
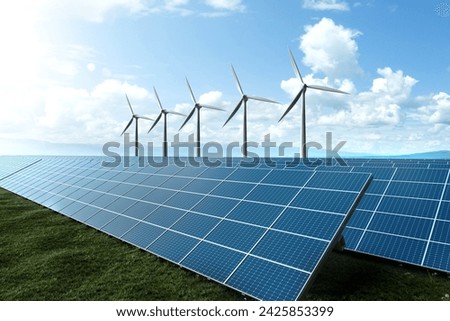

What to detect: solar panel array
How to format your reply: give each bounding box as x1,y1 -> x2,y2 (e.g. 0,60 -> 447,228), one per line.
0,156 -> 42,180
245,157 -> 450,273
226,157 -> 450,273
344,166 -> 450,273
0,156 -> 371,300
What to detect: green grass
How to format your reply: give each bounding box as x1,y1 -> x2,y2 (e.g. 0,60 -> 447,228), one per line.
1,188 -> 449,301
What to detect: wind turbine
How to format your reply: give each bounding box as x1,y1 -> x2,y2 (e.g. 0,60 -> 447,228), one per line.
179,77 -> 224,157
148,87 -> 186,158
121,94 -> 154,157
279,49 -> 349,158
223,65 -> 280,158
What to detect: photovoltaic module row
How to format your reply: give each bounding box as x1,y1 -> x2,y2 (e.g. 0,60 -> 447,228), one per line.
116,156 -> 450,273
0,156 -> 371,300
0,156 -> 42,180
1,156 -> 449,295
234,157 -> 450,272
212,156 -> 450,272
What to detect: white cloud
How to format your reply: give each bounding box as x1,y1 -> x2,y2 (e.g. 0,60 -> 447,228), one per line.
204,0 -> 245,11
87,63 -> 96,72
198,91 -> 223,105
281,75 -> 355,99
35,0 -> 149,23
316,67 -> 417,127
12,79 -> 155,145
22,0 -> 244,22
417,92 -> 450,125
39,44 -> 98,79
300,17 -> 362,78
371,67 -> 417,101
302,0 -> 350,11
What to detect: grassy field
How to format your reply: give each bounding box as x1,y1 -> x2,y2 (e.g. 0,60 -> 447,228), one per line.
1,188 -> 449,301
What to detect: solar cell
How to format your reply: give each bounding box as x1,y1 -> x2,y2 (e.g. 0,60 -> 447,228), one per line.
0,156 -> 371,300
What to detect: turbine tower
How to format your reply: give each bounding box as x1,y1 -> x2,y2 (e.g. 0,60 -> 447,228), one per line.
223,65 -> 279,158
179,77 -> 224,157
148,87 -> 186,158
279,49 -> 349,158
121,94 -> 154,157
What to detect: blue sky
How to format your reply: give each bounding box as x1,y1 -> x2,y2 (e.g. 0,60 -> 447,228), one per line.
1,0 -> 449,156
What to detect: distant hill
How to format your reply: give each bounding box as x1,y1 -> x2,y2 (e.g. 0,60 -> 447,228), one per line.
387,150 -> 450,159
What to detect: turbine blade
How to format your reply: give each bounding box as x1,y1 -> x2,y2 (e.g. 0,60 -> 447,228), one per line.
279,87 -> 305,122
247,96 -> 280,105
288,48 -> 304,84
200,104 -> 225,111
167,110 -> 187,117
125,93 -> 135,115
148,112 -> 162,133
136,116 -> 154,121
307,84 -> 349,95
185,77 -> 197,104
179,107 -> 196,131
121,117 -> 134,136
223,98 -> 243,127
231,65 -> 244,96
153,87 -> 164,110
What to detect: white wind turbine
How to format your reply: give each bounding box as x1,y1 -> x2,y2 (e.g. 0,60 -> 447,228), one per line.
148,87 -> 186,158
179,77 -> 224,157
279,49 -> 349,158
121,94 -> 154,157
223,65 -> 280,158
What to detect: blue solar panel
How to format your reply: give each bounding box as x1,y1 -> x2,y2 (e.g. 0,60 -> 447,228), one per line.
423,242 -> 450,271
393,168 -> 447,183
226,255 -> 309,301
385,181 -> 444,199
0,157 -> 41,180
181,242 -> 245,282
191,196 -> 239,217
343,166 -> 450,273
226,202 -> 283,227
210,181 -> 256,198
251,230 -> 328,272
273,208 -> 344,240
148,231 -> 200,263
438,201 -> 450,220
356,231 -> 427,265
368,213 -> 433,239
217,157 -> 450,274
206,220 -> 266,252
171,213 -> 220,238
261,170 -> 312,186
0,156 -> 371,300
121,222 -> 165,249
245,185 -> 299,205
291,189 -> 358,214
376,197 -> 439,218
